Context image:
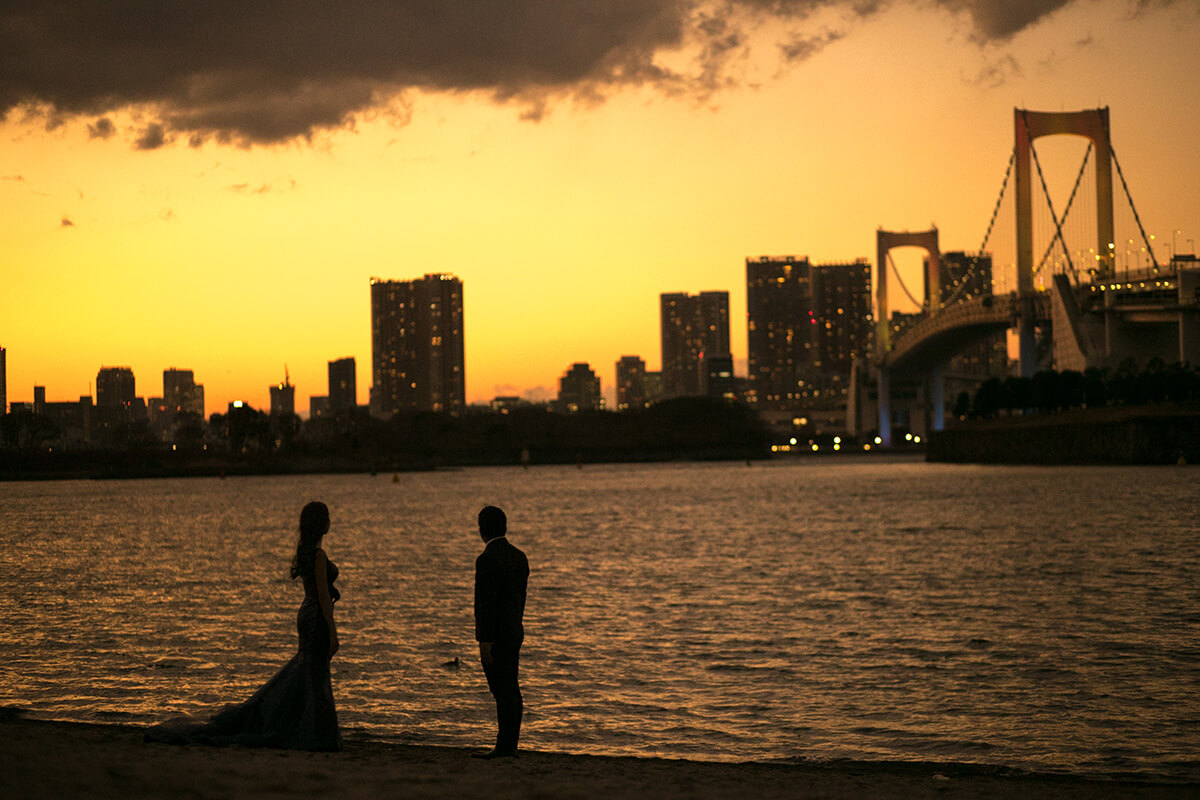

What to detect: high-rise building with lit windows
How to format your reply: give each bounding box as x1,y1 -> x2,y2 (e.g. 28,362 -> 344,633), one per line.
615,355 -> 647,410
370,274 -> 465,417
811,259 -> 872,375
557,362 -> 602,413
747,255 -> 872,411
660,291 -> 729,398
746,256 -> 815,410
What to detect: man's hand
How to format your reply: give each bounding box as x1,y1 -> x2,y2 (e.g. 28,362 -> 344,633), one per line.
479,642 -> 494,667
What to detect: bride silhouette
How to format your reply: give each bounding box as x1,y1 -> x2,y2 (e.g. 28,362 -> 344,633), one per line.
146,501 -> 342,751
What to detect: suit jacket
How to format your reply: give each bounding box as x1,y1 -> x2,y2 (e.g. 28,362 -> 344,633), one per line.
474,537 -> 529,645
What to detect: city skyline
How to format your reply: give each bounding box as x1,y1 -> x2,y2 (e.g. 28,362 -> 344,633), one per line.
2,2 -> 1198,412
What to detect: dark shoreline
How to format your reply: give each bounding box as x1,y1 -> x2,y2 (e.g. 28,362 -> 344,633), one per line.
2,716 -> 1196,799
0,448 -> 775,482
928,405 -> 1200,465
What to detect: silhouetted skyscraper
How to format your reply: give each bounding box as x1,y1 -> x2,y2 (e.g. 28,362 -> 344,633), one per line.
746,256 -> 815,409
747,256 -> 872,410
270,373 -> 295,417
703,354 -> 735,399
163,368 -> 204,418
0,346 -> 6,415
660,291 -> 730,398
370,274 -> 465,417
328,357 -> 356,412
811,259 -> 872,375
615,355 -> 647,410
557,363 -> 601,413
96,366 -> 136,410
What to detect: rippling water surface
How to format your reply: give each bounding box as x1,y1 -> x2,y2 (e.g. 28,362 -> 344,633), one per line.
1,459 -> 1197,779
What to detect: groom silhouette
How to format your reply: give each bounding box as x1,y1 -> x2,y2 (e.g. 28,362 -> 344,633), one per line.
473,505 -> 529,759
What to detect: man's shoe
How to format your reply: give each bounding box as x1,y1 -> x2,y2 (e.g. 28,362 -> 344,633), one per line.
471,749 -> 518,760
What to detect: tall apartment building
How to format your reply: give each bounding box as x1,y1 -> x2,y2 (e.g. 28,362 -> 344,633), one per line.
811,259 -> 873,375
96,366 -> 136,410
660,291 -> 730,398
615,355 -> 647,411
163,368 -> 205,418
703,354 -> 736,399
328,357 -> 357,412
747,255 -> 872,411
370,274 -> 465,417
270,376 -> 296,417
0,346 -> 6,415
557,362 -> 602,413
746,256 -> 815,409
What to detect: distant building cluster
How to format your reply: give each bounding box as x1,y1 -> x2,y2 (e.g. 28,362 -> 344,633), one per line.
746,256 -> 872,416
552,255 -> 874,427
0,255 -> 890,445
2,364 -> 208,448
2,244 -> 1022,449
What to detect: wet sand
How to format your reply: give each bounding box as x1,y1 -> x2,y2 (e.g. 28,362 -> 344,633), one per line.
1,716 -> 1195,799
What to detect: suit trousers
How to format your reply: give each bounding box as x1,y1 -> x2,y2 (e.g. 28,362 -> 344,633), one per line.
482,641 -> 522,753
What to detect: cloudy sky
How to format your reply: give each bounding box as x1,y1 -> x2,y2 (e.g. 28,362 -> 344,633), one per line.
2,0 -> 1198,412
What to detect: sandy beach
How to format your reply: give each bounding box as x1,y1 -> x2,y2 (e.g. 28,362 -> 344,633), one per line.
1,715 -> 1195,800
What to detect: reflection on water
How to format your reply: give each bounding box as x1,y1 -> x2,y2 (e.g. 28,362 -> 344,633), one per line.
1,459 -> 1198,779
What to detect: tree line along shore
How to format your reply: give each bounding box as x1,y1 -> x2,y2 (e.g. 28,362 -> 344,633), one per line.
0,397 -> 776,480
932,361 -> 1200,464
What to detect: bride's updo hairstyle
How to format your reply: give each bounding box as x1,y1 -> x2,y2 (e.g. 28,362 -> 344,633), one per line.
291,501 -> 330,579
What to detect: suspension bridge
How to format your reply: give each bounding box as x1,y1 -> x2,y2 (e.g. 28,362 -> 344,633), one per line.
867,107 -> 1200,447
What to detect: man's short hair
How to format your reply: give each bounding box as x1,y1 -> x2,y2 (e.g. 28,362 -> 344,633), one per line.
479,505 -> 507,539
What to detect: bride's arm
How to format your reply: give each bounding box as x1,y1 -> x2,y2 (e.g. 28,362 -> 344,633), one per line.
314,550 -> 340,658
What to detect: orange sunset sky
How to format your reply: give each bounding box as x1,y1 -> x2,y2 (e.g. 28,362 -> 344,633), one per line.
2,1 -> 1198,414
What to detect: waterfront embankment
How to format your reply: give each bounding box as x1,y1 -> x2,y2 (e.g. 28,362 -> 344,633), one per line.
927,405 -> 1200,464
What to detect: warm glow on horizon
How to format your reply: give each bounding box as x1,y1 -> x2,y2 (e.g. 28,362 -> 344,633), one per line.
3,2 -> 1198,414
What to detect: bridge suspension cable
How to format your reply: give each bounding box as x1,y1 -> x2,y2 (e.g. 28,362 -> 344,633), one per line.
886,250 -> 924,309
1108,140 -> 1162,271
1034,141 -> 1092,281
937,149 -> 1014,309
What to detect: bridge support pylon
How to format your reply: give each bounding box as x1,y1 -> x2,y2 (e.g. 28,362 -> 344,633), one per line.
874,228 -> 940,447
877,366 -> 892,448
930,363 -> 944,433
1014,107 -> 1113,377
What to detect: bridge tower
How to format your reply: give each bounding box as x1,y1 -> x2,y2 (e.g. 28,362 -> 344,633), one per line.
1014,107 -> 1114,376
874,228 -> 940,447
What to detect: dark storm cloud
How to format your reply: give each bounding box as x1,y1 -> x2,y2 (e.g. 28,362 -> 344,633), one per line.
929,0 -> 1073,41
780,29 -> 844,61
134,122 -> 167,151
0,1 -> 1166,148
87,117 -> 115,139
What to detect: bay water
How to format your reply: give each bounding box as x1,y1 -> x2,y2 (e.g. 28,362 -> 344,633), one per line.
1,458 -> 1196,779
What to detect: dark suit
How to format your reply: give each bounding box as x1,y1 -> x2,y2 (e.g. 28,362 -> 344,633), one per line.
474,536 -> 529,754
